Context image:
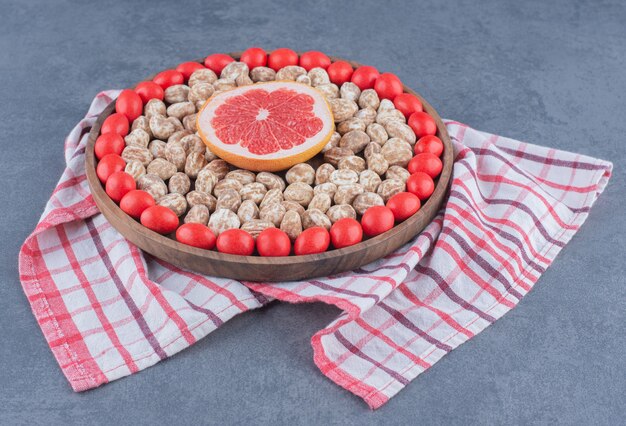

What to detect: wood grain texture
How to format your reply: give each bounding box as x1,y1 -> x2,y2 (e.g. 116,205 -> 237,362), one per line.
85,53 -> 453,282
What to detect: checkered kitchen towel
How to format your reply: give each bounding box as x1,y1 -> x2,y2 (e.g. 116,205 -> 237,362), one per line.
19,90 -> 612,409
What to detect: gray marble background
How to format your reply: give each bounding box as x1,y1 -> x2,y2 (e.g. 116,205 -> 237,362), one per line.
1,0 -> 624,424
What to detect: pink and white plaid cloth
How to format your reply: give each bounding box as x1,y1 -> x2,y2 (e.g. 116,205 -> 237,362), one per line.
19,90 -> 612,409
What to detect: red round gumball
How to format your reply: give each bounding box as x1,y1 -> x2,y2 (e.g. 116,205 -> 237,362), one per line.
361,206 -> 395,237
240,47 -> 267,69
374,73 -> 403,100
408,111 -> 437,138
119,190 -> 156,219
94,133 -> 125,159
414,135 -> 444,157
393,93 -> 423,118
268,48 -> 299,71
256,228 -> 291,257
327,61 -> 354,86
115,89 -> 143,122
176,61 -> 205,80
135,81 -> 164,104
299,51 -> 331,71
351,65 -> 380,91
386,192 -> 421,222
216,229 -> 255,255
105,171 -> 136,203
176,223 -> 217,250
294,227 -> 330,255
140,205 -> 179,235
330,218 -> 363,249
152,70 -> 184,90
406,172 -> 435,200
96,154 -> 126,184
408,153 -> 443,178
101,113 -> 129,136
204,54 -> 235,74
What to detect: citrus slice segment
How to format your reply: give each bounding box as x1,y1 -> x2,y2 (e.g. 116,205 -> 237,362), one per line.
196,82 -> 335,172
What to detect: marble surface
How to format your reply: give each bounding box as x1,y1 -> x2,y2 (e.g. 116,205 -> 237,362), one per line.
1,0 -> 624,424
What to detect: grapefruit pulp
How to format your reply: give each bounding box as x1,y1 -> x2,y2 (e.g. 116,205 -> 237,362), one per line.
196,82 -> 334,172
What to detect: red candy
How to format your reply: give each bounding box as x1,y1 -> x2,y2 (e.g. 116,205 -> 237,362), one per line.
240,47 -> 267,69
361,206 -> 395,237
94,133 -> 125,160
408,111 -> 437,138
204,54 -> 235,74
327,61 -> 354,86
294,227 -> 330,255
153,70 -> 184,90
120,190 -> 155,219
330,218 -> 363,249
408,153 -> 443,178
268,48 -> 299,71
115,89 -> 143,122
216,229 -> 255,255
351,65 -> 380,91
299,51 -> 331,71
406,172 -> 435,200
140,205 -> 179,235
100,113 -> 129,136
386,192 -> 421,222
256,228 -> 291,257
414,135 -> 444,157
135,81 -> 164,104
176,223 -> 217,250
96,154 -> 125,184
374,73 -> 403,100
176,61 -> 205,80
105,171 -> 136,203
393,93 -> 423,118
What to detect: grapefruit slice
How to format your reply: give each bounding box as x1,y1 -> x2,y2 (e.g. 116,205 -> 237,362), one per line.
197,81 -> 334,172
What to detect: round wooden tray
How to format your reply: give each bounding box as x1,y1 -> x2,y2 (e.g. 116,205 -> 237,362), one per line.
85,52 -> 453,282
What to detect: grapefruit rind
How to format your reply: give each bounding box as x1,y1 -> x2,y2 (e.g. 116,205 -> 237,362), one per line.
196,82 -> 335,172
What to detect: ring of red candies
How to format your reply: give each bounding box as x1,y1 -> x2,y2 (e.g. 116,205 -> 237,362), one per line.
95,47 -> 444,257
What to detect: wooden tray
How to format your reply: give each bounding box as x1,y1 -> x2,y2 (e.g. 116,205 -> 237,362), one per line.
85,53 -> 453,282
